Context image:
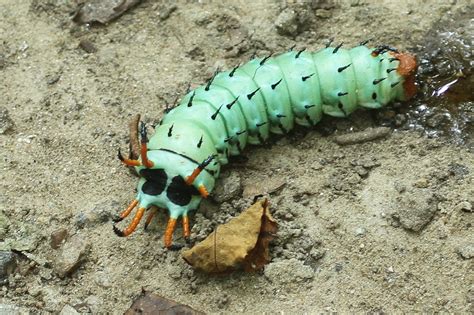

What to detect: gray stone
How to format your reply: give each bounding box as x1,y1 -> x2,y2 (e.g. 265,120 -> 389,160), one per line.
264,258 -> 313,284
75,200 -> 118,228
275,8 -> 299,36
50,228 -> 68,249
0,107 -> 14,134
0,251 -> 17,284
455,201 -> 472,212
212,172 -> 242,203
392,193 -> 437,232
54,233 -> 90,278
0,304 -> 29,315
59,304 -> 80,315
457,243 -> 474,259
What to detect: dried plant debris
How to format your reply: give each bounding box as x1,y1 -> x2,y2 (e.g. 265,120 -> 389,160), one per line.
72,0 -> 143,25
182,200 -> 277,273
125,290 -> 205,315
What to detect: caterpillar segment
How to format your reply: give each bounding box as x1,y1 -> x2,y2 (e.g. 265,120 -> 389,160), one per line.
113,44 -> 417,248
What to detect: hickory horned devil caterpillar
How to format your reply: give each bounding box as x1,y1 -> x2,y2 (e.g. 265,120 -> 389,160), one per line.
113,42 -> 417,249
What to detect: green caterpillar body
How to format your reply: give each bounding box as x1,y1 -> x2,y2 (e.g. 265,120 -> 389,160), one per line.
117,44 -> 417,246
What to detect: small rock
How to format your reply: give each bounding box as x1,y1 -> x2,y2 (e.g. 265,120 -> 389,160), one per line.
275,8 -> 299,36
0,107 -> 14,134
334,127 -> 391,145
457,244 -> 474,259
50,228 -> 68,249
392,193 -> 437,232
455,201 -> 472,212
0,304 -> 28,315
0,251 -> 17,284
212,172 -> 242,203
78,39 -> 97,54
75,200 -> 118,228
54,233 -> 90,278
355,227 -> 366,236
413,178 -> 429,188
264,258 -> 313,284
59,304 -> 80,315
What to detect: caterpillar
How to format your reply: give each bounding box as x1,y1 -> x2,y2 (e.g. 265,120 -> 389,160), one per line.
113,43 -> 417,249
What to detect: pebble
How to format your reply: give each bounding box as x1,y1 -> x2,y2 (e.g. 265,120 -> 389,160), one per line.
50,228 -> 68,249
264,258 -> 314,284
392,193 -> 437,232
212,172 -> 242,203
355,227 -> 366,236
457,244 -> 474,259
0,251 -> 17,285
59,304 -> 80,315
455,201 -> 472,212
53,233 -> 90,278
0,107 -> 14,134
75,200 -> 118,228
275,8 -> 299,36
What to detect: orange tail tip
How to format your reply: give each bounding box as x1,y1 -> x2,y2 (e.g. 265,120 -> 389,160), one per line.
391,51 -> 418,99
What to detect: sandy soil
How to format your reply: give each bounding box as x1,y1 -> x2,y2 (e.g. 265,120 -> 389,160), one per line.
0,0 -> 472,313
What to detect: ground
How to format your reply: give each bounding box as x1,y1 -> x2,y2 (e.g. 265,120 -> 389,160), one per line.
0,0 -> 473,313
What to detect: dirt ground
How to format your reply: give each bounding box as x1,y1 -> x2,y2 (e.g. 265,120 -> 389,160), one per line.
0,0 -> 473,313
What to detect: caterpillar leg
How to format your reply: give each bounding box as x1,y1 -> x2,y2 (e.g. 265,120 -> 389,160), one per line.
164,217 -> 178,249
113,207 -> 145,237
182,215 -> 190,239
144,207 -> 158,231
198,184 -> 209,198
113,199 -> 138,222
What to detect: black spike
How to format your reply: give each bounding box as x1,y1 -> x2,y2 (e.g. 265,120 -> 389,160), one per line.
379,58 -> 385,63
333,42 -> 343,54
260,54 -> 272,66
325,38 -> 334,48
205,68 -> 219,91
295,48 -> 306,58
305,115 -> 314,125
229,64 -> 239,77
359,39 -> 370,46
338,91 -> 348,97
372,92 -> 377,100
211,104 -> 223,120
271,78 -> 283,90
391,81 -> 400,88
373,77 -> 387,85
236,130 -> 247,135
140,122 -> 148,143
223,136 -> 232,143
338,63 -> 351,72
288,44 -> 296,51
197,136 -> 203,148
276,114 -> 286,118
117,148 -> 124,162
302,73 -> 315,81
168,124 -> 174,137
247,87 -> 260,100
226,96 -> 239,109
256,121 -> 267,127
386,68 -> 397,73
304,104 -> 316,109
389,57 -> 400,62
187,91 -> 195,107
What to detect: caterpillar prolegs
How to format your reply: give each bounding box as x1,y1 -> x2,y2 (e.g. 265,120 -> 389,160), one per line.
114,44 -> 417,248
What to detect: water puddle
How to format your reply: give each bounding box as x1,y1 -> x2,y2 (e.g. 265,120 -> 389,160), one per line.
401,8 -> 473,148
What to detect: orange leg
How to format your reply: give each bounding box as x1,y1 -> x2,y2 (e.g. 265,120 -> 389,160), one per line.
182,216 -> 190,239
198,184 -> 209,198
140,122 -> 154,168
113,199 -> 138,222
164,218 -> 177,248
113,207 -> 145,237
144,207 -> 157,230
185,155 -> 215,185
118,149 -> 141,167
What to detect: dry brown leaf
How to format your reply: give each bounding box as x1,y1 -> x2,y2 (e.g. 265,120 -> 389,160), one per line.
182,200 -> 277,273
125,290 -> 205,315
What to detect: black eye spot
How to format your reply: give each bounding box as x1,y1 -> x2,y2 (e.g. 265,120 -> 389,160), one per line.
140,169 -> 167,196
167,176 -> 199,206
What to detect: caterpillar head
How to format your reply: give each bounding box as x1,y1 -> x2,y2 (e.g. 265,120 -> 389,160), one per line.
391,51 -> 418,100
114,126 -> 216,249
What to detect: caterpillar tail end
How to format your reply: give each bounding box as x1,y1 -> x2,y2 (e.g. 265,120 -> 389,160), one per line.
391,51 -> 418,100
